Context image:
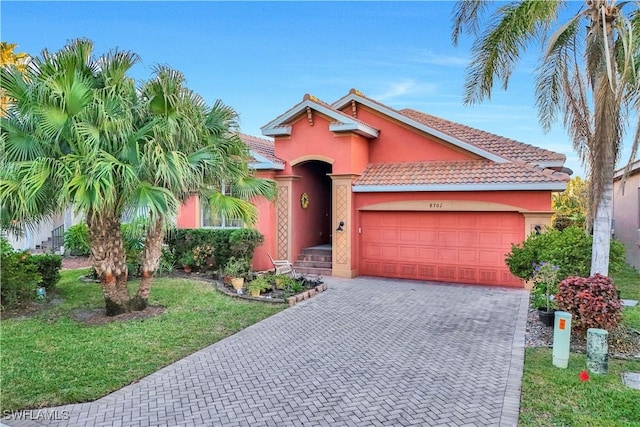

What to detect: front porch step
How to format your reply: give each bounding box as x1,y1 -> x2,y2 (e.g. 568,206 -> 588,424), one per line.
295,266 -> 332,277
294,246 -> 332,276
295,260 -> 332,269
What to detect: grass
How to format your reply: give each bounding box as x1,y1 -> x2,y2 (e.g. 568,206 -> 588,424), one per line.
519,349 -> 640,426
519,265 -> 640,426
615,263 -> 640,330
0,269 -> 286,412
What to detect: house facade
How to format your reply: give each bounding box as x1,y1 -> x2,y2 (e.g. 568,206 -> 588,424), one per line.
178,89 -> 570,287
613,159 -> 640,270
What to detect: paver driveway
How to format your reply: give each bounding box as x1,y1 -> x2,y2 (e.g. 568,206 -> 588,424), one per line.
4,277 -> 528,427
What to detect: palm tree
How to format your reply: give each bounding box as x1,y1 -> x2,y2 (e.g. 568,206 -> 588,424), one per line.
1,39 -> 275,314
0,42 -> 29,116
452,0 -> 640,276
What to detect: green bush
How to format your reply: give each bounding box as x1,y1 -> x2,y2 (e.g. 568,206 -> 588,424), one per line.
229,228 -> 264,262
29,254 -> 62,292
1,251 -> 42,309
505,226 -> 626,282
64,223 -> 90,256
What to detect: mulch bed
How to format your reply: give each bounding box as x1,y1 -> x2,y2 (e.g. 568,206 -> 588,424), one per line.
525,308 -> 640,360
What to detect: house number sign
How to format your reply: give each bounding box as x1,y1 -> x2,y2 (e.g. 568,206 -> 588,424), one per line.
428,202 -> 444,209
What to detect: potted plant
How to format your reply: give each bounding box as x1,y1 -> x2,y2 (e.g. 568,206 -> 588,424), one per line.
224,256 -> 249,290
531,261 -> 559,327
247,275 -> 271,297
179,251 -> 195,273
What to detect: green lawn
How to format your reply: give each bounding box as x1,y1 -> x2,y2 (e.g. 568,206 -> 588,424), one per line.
0,269 -> 286,412
519,265 -> 640,426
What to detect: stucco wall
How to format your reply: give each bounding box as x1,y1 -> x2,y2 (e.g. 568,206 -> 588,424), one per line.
613,171 -> 640,270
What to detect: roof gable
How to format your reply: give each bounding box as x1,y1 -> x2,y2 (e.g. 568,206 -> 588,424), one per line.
261,94 -> 379,138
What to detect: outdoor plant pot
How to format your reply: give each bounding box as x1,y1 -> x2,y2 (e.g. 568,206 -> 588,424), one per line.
249,289 -> 261,297
231,277 -> 244,290
275,278 -> 284,290
183,265 -> 192,273
538,308 -> 556,327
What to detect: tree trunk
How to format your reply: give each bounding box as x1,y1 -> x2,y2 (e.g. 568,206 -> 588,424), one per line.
131,215 -> 164,311
590,171 -> 614,276
588,4 -> 618,277
87,210 -> 130,316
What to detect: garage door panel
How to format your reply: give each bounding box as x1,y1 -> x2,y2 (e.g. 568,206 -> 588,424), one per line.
458,231 -> 478,246
380,246 -> 398,258
360,211 -> 524,287
438,231 -> 458,245
399,230 -> 418,242
418,247 -> 437,259
364,245 -> 381,257
479,250 -> 501,263
438,248 -> 457,262
418,230 -> 438,244
458,249 -> 477,263
380,229 -> 397,240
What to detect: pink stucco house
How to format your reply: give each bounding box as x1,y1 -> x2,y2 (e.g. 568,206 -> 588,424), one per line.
177,89 -> 570,287
613,159 -> 640,270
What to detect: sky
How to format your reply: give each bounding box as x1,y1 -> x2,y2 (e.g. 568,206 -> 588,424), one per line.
2,1 -> 639,178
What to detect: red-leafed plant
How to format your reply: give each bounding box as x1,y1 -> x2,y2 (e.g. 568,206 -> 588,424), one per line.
555,274 -> 622,335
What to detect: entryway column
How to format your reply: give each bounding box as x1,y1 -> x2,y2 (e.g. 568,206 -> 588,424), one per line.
330,174 -> 359,278
522,211 -> 554,237
274,176 -> 299,261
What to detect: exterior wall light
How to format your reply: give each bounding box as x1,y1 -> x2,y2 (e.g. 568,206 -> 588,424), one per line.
336,221 -> 345,232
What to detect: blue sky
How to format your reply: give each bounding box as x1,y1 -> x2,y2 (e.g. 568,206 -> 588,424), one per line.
3,1 -> 639,177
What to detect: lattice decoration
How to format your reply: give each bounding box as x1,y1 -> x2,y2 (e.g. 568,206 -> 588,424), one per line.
336,185 -> 348,264
276,185 -> 289,259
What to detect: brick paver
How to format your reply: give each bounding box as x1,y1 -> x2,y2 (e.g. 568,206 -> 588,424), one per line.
3,277 -> 528,427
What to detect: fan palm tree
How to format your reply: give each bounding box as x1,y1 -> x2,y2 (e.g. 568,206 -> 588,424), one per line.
0,42 -> 29,116
1,39 -> 275,314
452,0 -> 640,276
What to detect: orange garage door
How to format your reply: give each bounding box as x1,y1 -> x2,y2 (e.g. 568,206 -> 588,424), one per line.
359,211 -> 523,287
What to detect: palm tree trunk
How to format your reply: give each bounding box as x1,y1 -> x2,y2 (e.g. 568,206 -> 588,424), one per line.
588,4 -> 618,277
590,167 -> 614,276
131,216 -> 164,311
87,210 -> 130,316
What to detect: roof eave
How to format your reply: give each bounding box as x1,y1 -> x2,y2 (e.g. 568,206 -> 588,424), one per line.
262,126 -> 292,136
352,182 -> 568,192
329,122 -> 379,138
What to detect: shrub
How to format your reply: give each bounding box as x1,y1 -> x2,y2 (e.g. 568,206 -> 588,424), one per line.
505,226 -> 626,282
530,262 -> 559,311
64,223 -> 90,256
167,229 -> 234,269
1,251 -> 42,309
555,274 -> 622,335
229,229 -> 264,262
29,254 -> 62,292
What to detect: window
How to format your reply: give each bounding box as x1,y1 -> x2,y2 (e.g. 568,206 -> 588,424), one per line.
201,183 -> 243,229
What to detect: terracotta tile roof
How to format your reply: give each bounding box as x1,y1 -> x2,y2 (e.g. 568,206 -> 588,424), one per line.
239,133 -> 284,166
353,160 -> 569,187
399,109 -> 566,164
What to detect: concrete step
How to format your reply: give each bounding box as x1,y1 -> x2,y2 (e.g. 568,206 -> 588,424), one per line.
294,260 -> 332,269
298,248 -> 332,256
295,266 -> 332,277
296,254 -> 332,262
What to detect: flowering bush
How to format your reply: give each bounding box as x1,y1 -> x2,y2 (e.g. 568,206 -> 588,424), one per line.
530,262 -> 559,311
192,245 -> 215,270
555,274 -> 622,335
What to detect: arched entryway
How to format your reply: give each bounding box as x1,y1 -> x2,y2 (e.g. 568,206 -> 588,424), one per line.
290,160 -> 332,255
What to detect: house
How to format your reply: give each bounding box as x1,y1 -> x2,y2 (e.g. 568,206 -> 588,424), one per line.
613,159 -> 640,270
178,89 -> 570,287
